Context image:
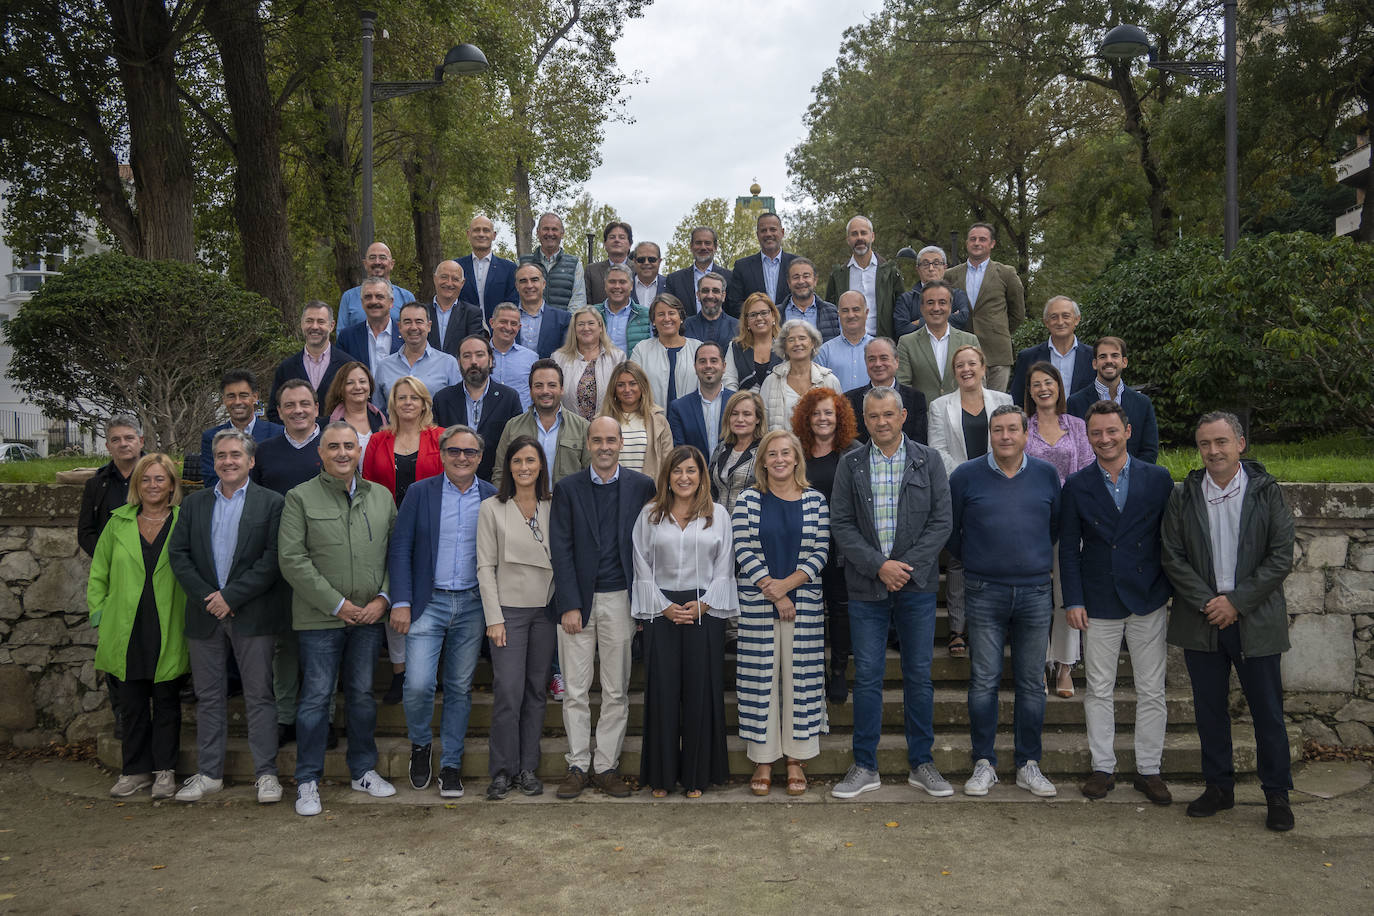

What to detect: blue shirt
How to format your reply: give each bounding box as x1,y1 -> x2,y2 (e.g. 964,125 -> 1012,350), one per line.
762,253 -> 781,301
986,450 -> 1029,477
1094,377 -> 1124,405
1048,337 -> 1080,394
1099,458 -> 1130,512
964,260 -> 988,309
815,333 -> 874,392
535,409 -> 563,473
785,298 -> 820,329
337,282 -> 415,329
465,380 -> 490,428
602,302 -> 632,354
519,303 -> 546,352
375,345 -> 460,403
210,480 -> 249,588
492,342 -> 537,410
434,475 -> 481,590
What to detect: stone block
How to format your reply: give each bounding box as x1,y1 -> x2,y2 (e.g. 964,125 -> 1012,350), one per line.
1335,698 -> 1374,723
0,537 -> 26,552
65,708 -> 112,743
1327,570 -> 1374,615
1283,571 -> 1326,614
1165,644 -> 1188,687
29,527 -> 75,558
1301,534 -> 1348,569
0,550 -> 39,582
0,665 -> 36,730
11,729 -> 62,749
1334,721 -> 1374,747
52,646 -> 90,663
33,667 -> 81,727
77,660 -> 97,690
80,689 -> 105,712
0,586 -> 19,621
68,624 -> 98,646
1282,615 -> 1355,692
1283,692 -> 1349,715
24,556 -> 88,615
1349,539 -> 1374,572
1299,718 -> 1340,745
1359,656 -> 1374,677
10,616 -> 68,646
9,646 -> 49,667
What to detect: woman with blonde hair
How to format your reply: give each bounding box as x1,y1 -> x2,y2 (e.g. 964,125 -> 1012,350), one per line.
598,360 -> 673,479
760,319 -> 842,431
722,292 -> 782,392
553,307 -> 625,421
88,453 -> 189,799
708,390 -> 766,513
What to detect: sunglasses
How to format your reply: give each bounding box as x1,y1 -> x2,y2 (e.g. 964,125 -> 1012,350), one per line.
634,256 -> 659,264
443,447 -> 480,459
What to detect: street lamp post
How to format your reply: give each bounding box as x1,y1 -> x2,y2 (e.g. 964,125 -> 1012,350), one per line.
359,10 -> 488,249
1099,0 -> 1238,256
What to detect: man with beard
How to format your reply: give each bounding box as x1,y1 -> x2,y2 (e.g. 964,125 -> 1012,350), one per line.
267,302 -> 359,423
433,335 -> 523,482
824,216 -> 903,339
666,226 -> 731,316
681,273 -> 739,348
489,359 -> 590,488
1066,337 -> 1159,463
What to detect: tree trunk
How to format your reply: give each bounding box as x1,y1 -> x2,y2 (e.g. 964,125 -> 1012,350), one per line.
202,0 -> 299,331
1109,61 -> 1172,249
512,155 -> 535,257
402,149 -> 442,302
101,0 -> 197,262
305,89 -> 362,297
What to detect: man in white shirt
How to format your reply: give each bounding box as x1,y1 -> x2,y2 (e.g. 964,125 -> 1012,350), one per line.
896,281 -> 981,408
520,212 -> 586,311
631,241 -> 666,306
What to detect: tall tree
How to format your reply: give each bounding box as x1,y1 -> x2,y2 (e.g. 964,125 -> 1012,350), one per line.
664,198 -> 758,272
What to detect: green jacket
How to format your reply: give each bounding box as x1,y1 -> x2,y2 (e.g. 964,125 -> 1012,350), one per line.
278,471 -> 396,630
825,258 -> 903,340
1161,460 -> 1294,657
597,301 -> 652,354
491,408 -> 591,489
87,504 -> 190,682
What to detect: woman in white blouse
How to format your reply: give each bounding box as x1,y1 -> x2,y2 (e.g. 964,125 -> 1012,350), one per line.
629,293 -> 700,408
632,444 -> 738,798
760,319 -> 842,431
598,360 -> 673,479
552,307 -> 625,421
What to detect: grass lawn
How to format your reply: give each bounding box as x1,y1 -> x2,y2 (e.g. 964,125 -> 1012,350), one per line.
1158,433 -> 1374,483
0,456 -> 105,484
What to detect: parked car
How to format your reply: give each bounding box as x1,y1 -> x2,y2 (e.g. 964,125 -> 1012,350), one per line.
0,443 -> 42,462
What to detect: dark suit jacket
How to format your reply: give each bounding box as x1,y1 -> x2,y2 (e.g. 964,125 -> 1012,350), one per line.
824,257 -> 902,339
526,306 -> 571,359
846,382 -> 928,445
665,264 -> 731,316
266,346 -> 359,424
432,380 -> 525,482
199,419 -> 285,487
1059,457 -> 1174,618
943,260 -> 1025,367
788,297 -> 842,341
892,283 -> 973,337
1009,340 -> 1096,410
667,387 -> 735,457
167,482 -> 289,638
336,320 -> 402,376
630,275 -> 668,306
550,466 -> 656,623
388,473 -> 498,622
1066,383 -> 1160,463
426,299 -> 488,357
458,254 -> 518,321
725,250 -> 797,317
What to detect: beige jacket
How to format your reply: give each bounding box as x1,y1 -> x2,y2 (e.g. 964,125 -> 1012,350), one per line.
476,496 -> 554,626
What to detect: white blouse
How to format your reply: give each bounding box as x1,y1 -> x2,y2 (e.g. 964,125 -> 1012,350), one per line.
631,502 -> 739,620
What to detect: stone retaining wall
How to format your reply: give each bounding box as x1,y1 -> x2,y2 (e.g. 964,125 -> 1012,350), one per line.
0,482 -> 1370,747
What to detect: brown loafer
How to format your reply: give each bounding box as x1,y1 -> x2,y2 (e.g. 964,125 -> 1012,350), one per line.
1133,773 -> 1173,806
592,768 -> 633,798
1080,770 -> 1115,799
556,767 -> 589,800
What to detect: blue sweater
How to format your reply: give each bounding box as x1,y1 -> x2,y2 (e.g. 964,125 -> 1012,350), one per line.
250,434 -> 323,496
947,455 -> 1061,586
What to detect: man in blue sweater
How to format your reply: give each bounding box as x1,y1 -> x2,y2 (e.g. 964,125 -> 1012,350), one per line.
948,405 -> 1061,798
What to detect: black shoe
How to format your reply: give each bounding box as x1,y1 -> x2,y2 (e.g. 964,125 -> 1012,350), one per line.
383,671 -> 405,705
631,628 -> 644,662
326,726 -> 339,750
1265,792 -> 1294,832
410,743 -> 433,790
438,767 -> 464,798
515,769 -> 544,796
826,668 -> 848,704
277,722 -> 296,746
486,774 -> 511,800
1186,784 -> 1235,818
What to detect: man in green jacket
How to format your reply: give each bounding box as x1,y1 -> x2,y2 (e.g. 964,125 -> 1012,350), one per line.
1161,411 -> 1296,831
278,422 -> 398,816
490,359 -> 591,488
824,215 -> 902,341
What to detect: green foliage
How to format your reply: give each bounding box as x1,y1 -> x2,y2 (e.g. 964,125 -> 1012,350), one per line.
3,253 -> 293,453
558,193 -> 621,262
1158,432 -> 1374,483
664,198 -> 761,272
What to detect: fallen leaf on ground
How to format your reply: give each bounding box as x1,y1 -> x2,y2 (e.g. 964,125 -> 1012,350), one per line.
843,842 -> 854,848
884,821 -> 899,828
613,846 -> 625,852
151,865 -> 166,870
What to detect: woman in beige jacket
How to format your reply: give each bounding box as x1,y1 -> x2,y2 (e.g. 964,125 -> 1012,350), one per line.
476,435 -> 556,800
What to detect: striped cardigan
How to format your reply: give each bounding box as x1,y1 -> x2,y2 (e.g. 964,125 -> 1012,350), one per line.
731,487 -> 830,744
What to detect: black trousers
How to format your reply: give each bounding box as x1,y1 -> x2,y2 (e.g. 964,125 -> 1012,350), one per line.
117,676 -> 183,775
822,561 -> 851,668
639,597 -> 728,793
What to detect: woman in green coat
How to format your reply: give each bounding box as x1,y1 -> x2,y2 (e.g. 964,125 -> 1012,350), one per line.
87,453 -> 189,800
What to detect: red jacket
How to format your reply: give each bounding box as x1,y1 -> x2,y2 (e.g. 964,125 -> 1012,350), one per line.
361,426 -> 443,501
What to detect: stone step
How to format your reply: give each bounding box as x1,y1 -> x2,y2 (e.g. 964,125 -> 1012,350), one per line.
97,725 -> 1301,782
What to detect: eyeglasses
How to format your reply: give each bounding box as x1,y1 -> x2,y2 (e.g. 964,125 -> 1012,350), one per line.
746,310 -> 772,320
443,447 -> 480,459
634,256 -> 659,264
527,515 -> 544,543
916,259 -> 945,269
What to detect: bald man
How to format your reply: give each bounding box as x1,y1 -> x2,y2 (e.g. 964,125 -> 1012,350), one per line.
824,216 -> 903,340
426,260 -> 487,357
338,242 -> 417,328
458,215 -> 518,320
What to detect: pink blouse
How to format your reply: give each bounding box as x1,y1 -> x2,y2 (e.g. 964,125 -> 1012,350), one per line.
1026,413 -> 1094,486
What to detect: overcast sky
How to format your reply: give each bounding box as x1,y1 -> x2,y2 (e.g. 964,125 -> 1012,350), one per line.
577,0 -> 884,251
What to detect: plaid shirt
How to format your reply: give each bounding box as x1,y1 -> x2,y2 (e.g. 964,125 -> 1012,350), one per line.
868,441 -> 906,556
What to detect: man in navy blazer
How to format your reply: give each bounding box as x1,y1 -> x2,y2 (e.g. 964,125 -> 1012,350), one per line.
458,215 -> 517,321
725,212 -> 796,317
548,417 -> 656,799
336,279 -> 403,406
388,424 -> 498,797
432,335 -> 525,482
514,262 -> 572,359
1059,400 -> 1176,806
200,369 -> 284,486
665,226 -> 731,315
1065,336 -> 1159,463
426,260 -> 487,357
1009,295 -> 1096,408
667,341 -> 733,458
629,241 -> 669,307
267,302 -> 359,423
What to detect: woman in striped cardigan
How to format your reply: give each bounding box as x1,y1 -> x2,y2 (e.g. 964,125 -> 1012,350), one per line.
731,429 -> 830,797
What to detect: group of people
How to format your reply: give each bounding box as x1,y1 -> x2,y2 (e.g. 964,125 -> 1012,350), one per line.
75,211 -> 1297,832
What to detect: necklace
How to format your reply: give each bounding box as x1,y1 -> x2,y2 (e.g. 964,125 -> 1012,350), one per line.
140,510 -> 170,523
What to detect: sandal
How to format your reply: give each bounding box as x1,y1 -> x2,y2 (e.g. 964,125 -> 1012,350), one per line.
785,759 -> 807,796
947,632 -> 968,658
1055,662 -> 1075,698
750,764 -> 772,796
652,788 -> 668,799
685,789 -> 703,799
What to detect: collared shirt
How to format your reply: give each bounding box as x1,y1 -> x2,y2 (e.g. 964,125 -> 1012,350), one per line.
603,302 -> 632,353
535,408 -> 563,472
375,345 -> 460,402
464,380 -> 489,427
1203,464 -> 1248,592
303,346 -> 331,391
471,254 -> 491,310
591,464 -> 621,485
869,440 -> 906,555
784,298 -> 819,328
816,333 -> 874,392
964,259 -> 988,308
337,281 -> 413,328
691,263 -> 716,311
1094,377 -> 1124,405
986,449 -> 1029,478
699,388 -> 724,457
761,252 -> 781,301
210,480 -> 249,588
234,416 -> 258,438
432,299 -> 460,349
1098,458 -> 1130,512
848,255 -> 879,336
537,249 -> 587,309
365,320 -> 395,373
927,325 -> 952,379
434,474 -> 481,590
1049,336 -> 1080,393
285,427 -> 321,450
519,303 -> 545,352
492,341 -> 536,410
634,277 -> 659,306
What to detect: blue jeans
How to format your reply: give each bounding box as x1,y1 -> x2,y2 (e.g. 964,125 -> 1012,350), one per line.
295,623 -> 384,783
849,590 -> 937,770
403,588 -> 485,770
965,578 -> 1052,768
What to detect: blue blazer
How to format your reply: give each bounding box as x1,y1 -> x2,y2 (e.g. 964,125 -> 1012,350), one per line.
667,388 -> 735,457
266,346 -> 359,424
1066,384 -> 1160,463
336,321 -> 402,377
1010,340 -> 1096,409
431,380 -> 525,482
725,251 -> 797,317
527,306 -> 571,359
549,467 -> 656,624
1059,457 -> 1174,618
388,474 -> 497,622
458,255 -> 518,322
198,419 -> 284,487
425,300 -> 487,357
665,264 -> 730,316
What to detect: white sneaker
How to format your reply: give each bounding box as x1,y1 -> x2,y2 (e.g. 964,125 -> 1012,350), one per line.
1016,761 -> 1057,797
963,758 -> 999,796
151,769 -> 177,800
295,780 -> 322,816
351,769 -> 397,798
256,774 -> 283,804
174,773 -> 224,802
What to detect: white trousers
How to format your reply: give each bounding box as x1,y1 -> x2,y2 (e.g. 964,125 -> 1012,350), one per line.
557,590 -> 634,774
1082,604 -> 1169,775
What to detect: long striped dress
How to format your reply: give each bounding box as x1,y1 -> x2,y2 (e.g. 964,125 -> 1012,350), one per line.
731,487 -> 830,744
